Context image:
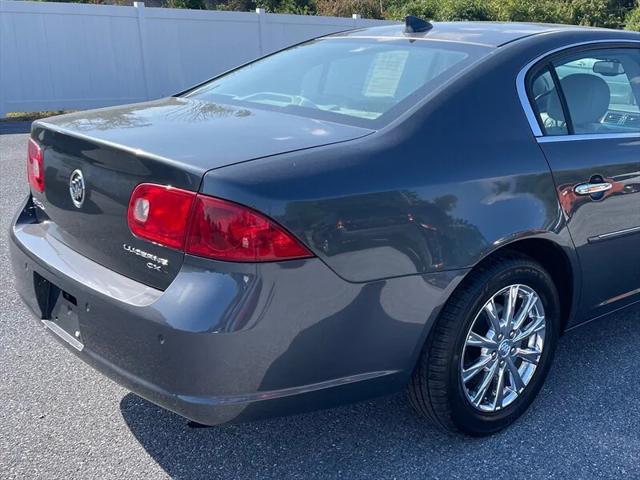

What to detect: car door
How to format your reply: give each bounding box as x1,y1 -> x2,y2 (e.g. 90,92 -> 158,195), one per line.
526,43 -> 640,321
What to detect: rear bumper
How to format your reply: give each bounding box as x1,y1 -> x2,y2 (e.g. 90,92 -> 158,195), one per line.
10,196 -> 467,425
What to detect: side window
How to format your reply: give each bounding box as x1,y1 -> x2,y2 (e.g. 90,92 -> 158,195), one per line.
530,67 -> 568,135
552,48 -> 640,134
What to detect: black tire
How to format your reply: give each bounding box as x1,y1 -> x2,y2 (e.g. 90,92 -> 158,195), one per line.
408,252 -> 561,436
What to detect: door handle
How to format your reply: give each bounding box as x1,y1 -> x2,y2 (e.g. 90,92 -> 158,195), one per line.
574,182 -> 613,196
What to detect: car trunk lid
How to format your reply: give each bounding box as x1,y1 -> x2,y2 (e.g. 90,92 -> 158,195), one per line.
31,98 -> 372,290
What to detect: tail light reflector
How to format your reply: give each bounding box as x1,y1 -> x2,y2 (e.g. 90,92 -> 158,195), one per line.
27,138 -> 44,192
127,183 -> 312,262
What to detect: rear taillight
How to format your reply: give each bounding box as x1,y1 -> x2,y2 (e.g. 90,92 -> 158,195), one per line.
128,184 -> 195,249
27,138 -> 44,192
127,183 -> 312,262
185,195 -> 312,262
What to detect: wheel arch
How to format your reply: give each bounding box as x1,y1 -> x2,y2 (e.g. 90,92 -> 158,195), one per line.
410,234 -> 580,376
405,233 -> 581,410
496,237 -> 577,334
463,235 -> 580,335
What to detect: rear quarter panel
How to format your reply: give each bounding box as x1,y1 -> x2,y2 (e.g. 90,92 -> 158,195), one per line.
202,36 -> 580,285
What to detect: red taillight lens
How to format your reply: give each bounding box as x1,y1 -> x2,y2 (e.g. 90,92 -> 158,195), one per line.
27,138 -> 44,192
127,184 -> 195,249
185,195 -> 312,262
127,183 -> 313,262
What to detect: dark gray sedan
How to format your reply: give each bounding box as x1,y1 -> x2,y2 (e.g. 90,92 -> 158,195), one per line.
9,18 -> 640,436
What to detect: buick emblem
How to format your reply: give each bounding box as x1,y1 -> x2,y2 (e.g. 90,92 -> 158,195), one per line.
69,169 -> 85,208
498,340 -> 511,358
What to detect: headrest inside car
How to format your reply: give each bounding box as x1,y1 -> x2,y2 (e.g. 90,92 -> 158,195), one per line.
547,73 -> 610,131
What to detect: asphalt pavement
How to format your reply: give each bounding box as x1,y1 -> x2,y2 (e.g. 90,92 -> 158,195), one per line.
1,126 -> 640,479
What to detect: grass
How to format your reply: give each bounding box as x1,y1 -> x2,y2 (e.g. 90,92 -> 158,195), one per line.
0,111 -> 70,122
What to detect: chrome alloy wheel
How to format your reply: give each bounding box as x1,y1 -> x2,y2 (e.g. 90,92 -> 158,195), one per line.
460,284 -> 546,412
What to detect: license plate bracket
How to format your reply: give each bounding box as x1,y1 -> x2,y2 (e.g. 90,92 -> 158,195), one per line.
34,272 -> 84,351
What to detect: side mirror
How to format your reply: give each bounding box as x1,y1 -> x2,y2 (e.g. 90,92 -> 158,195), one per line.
593,60 -> 625,76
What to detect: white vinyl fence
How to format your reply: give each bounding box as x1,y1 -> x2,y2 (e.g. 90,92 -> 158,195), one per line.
0,0 -> 389,117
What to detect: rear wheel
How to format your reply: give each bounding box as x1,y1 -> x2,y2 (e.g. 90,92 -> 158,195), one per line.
408,253 -> 560,436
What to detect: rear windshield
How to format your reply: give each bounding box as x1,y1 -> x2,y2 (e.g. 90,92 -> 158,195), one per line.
183,37 -> 491,127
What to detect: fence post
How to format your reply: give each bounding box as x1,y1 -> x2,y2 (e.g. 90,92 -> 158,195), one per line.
0,0 -> 6,117
256,8 -> 266,56
352,13 -> 361,28
134,2 -> 152,100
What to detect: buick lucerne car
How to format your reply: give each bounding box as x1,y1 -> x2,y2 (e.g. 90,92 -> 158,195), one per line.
10,18 -> 640,436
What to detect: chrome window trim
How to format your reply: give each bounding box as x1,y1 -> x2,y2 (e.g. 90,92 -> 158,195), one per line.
538,132 -> 640,143
516,38 -> 640,142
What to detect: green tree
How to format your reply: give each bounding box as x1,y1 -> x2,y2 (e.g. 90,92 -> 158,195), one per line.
316,0 -> 383,18
169,0 -> 206,9
384,0 -> 491,21
37,0 -> 639,25
491,0 -> 565,24
560,0 -> 616,28
436,0 -> 493,21
257,0 -> 316,14
625,5 -> 640,30
212,0 -> 256,10
383,0 -> 635,28
384,0 -> 440,20
206,0 -> 317,13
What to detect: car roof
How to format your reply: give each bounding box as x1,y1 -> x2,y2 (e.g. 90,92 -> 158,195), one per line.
334,22 -> 596,48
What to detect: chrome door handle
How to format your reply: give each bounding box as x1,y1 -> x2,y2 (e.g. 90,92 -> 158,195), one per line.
574,182 -> 613,196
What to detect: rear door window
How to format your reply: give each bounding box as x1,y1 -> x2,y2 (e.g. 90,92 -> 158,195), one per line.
529,67 -> 569,135
553,49 -> 640,134
529,46 -> 640,136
